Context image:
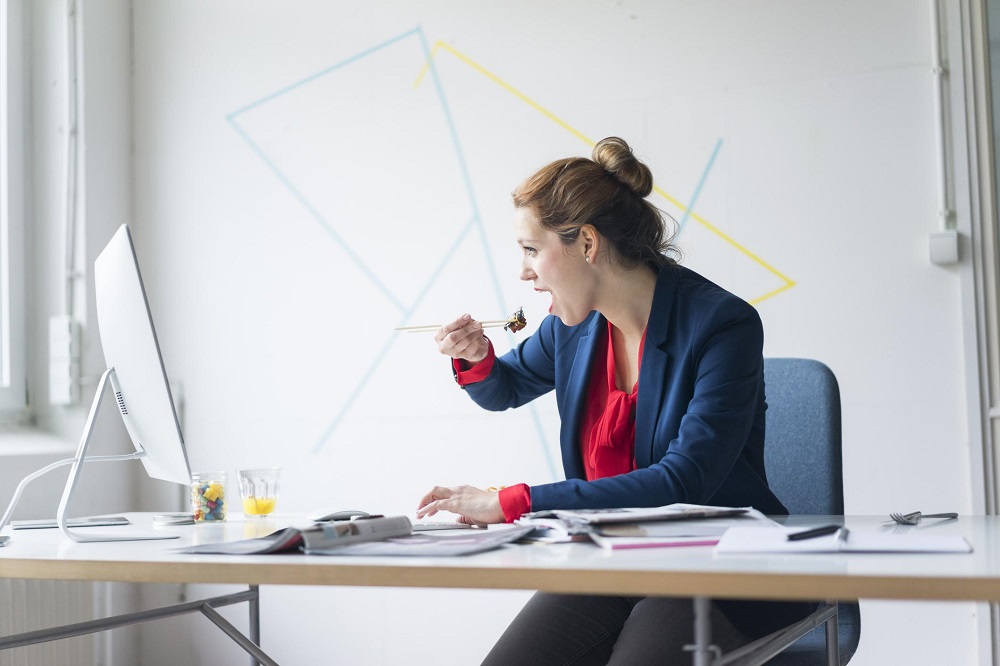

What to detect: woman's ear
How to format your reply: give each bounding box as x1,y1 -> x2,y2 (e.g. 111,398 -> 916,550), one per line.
579,224 -> 600,262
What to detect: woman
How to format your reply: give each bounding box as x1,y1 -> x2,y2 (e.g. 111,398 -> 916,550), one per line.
417,137 -> 811,664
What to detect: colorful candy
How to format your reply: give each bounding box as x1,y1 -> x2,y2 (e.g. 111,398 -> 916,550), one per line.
191,473 -> 227,522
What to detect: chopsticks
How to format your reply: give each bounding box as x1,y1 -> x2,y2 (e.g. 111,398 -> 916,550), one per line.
395,319 -> 512,333
396,307 -> 527,334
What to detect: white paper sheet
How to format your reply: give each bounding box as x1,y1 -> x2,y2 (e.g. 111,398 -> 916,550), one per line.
714,526 -> 972,554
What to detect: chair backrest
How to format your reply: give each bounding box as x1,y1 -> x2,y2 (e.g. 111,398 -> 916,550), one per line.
762,359 -> 859,665
763,358 -> 844,515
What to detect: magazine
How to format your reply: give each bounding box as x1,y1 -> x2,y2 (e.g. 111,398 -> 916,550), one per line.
178,517 -> 532,557
178,515 -> 413,555
304,524 -> 535,556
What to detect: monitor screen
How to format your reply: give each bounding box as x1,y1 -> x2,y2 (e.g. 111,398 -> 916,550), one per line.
94,224 -> 191,486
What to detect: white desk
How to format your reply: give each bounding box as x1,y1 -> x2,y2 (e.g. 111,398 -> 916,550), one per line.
0,514 -> 996,664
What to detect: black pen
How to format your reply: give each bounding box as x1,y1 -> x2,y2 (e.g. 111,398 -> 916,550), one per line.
787,524 -> 841,541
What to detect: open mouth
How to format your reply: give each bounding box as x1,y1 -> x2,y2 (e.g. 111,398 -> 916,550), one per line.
533,288 -> 553,314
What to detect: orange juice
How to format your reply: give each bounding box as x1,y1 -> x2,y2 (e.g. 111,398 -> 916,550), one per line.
237,467 -> 281,517
242,496 -> 276,516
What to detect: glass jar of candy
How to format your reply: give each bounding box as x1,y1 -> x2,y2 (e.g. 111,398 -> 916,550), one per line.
191,471 -> 228,522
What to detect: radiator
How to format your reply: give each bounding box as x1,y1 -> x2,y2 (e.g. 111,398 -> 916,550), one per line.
0,579 -> 97,666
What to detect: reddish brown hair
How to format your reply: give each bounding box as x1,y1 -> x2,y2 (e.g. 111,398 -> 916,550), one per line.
512,137 -> 677,269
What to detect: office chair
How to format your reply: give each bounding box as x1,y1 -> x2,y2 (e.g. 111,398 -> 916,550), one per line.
762,358 -> 861,665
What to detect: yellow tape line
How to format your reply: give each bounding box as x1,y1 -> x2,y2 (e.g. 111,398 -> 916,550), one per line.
414,41 -> 795,304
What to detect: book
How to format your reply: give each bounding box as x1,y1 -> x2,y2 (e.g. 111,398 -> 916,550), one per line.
178,515 -> 413,555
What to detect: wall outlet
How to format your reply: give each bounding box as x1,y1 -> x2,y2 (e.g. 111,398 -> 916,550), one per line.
929,230 -> 960,265
49,315 -> 81,406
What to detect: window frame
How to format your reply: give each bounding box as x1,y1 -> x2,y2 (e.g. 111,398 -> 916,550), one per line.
0,0 -> 29,422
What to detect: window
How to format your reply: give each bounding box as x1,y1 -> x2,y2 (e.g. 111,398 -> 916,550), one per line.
0,0 -> 28,421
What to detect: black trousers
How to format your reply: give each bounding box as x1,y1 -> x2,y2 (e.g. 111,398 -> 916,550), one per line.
481,593 -> 816,666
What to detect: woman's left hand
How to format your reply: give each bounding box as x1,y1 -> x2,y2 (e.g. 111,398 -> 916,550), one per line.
416,485 -> 504,526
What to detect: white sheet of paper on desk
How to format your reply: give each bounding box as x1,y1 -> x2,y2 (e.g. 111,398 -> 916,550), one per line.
714,527 -> 973,554
589,533 -> 722,551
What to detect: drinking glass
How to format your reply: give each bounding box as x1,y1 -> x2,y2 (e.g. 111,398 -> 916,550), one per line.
237,468 -> 281,518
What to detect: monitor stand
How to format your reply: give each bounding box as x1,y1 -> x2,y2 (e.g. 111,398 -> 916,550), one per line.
0,367 -> 181,543
57,366 -> 183,542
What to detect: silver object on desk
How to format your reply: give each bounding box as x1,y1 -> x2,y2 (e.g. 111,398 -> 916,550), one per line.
889,511 -> 959,526
11,516 -> 131,530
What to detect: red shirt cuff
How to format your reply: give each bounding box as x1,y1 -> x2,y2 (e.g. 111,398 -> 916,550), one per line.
498,483 -> 531,523
452,339 -> 496,386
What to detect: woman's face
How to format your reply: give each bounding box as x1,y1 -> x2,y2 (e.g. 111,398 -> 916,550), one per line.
515,207 -> 593,326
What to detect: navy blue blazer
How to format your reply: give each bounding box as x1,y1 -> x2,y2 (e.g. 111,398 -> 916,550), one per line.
465,264 -> 787,516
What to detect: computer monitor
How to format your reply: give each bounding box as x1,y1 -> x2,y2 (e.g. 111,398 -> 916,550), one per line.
93,224 -> 191,486
57,223 -> 192,541
0,224 -> 192,543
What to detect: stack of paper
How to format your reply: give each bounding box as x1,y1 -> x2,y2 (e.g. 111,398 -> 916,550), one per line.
525,503 -> 752,526
517,504 -> 778,550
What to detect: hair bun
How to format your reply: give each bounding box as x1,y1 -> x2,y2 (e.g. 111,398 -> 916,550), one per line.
592,137 -> 653,198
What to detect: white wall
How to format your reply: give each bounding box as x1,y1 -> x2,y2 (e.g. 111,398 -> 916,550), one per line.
31,0 -> 981,664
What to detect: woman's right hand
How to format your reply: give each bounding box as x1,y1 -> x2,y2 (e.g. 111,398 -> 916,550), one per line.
436,314 -> 489,365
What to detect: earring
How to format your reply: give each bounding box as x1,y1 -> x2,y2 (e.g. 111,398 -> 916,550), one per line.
585,255 -> 590,263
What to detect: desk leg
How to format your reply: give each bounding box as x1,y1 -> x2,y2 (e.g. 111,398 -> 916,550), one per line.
249,585 -> 261,666
0,587 -> 277,664
825,601 -> 840,666
201,604 -> 279,666
691,596 -> 716,666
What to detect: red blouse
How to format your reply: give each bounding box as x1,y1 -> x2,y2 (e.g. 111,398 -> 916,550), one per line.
454,322 -> 644,522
